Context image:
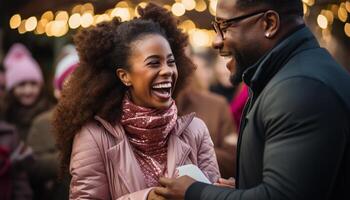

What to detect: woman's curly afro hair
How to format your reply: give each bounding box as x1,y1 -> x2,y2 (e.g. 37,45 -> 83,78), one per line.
53,3 -> 196,175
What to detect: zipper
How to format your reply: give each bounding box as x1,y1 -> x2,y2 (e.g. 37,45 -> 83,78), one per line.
235,87 -> 254,188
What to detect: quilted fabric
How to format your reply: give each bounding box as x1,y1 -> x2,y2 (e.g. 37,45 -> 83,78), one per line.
69,114 -> 220,200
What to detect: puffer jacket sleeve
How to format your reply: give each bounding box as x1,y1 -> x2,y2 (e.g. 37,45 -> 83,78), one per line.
69,125 -> 110,200
193,118 -> 221,183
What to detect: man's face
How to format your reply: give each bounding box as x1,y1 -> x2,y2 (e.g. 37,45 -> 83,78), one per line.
213,0 -> 267,85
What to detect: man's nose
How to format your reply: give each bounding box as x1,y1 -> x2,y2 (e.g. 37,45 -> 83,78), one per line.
212,32 -> 224,50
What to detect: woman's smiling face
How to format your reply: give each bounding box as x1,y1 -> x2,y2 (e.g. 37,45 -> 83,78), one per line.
118,34 -> 178,109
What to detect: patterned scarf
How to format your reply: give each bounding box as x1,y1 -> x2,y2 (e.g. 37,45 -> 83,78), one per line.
121,94 -> 178,187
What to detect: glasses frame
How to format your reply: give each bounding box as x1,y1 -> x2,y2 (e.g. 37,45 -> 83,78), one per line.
212,9 -> 269,40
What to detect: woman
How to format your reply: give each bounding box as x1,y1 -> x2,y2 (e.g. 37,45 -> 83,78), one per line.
53,4 -> 220,200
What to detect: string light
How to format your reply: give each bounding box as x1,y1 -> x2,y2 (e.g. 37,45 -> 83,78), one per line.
172,3 -> 186,17
25,16 -> 37,32
195,0 -> 207,12
8,0 -> 350,40
182,0 -> 196,11
10,14 -> 21,29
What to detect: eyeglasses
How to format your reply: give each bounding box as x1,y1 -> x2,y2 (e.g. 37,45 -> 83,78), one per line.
212,10 -> 269,40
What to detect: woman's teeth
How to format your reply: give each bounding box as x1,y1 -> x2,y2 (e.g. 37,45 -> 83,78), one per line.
152,83 -> 172,89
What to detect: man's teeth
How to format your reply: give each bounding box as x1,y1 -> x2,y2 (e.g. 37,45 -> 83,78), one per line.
152,83 -> 172,89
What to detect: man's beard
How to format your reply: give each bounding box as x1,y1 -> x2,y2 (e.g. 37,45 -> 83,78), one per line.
229,53 -> 246,86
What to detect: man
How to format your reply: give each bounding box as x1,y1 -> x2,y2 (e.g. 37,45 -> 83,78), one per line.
154,0 -> 350,199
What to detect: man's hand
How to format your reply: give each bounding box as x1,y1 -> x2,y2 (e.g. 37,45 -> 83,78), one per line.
214,177 -> 235,188
147,189 -> 166,200
154,176 -> 196,200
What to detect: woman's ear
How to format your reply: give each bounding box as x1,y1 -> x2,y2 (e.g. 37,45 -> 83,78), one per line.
116,68 -> 131,86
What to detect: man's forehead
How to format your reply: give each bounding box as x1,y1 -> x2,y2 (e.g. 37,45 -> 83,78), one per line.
215,0 -> 240,20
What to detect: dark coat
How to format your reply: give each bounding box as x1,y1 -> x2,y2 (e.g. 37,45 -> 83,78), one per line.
185,27 -> 350,200
0,121 -> 32,200
26,108 -> 69,200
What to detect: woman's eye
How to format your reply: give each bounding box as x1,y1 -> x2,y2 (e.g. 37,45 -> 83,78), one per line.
167,59 -> 176,65
148,61 -> 160,66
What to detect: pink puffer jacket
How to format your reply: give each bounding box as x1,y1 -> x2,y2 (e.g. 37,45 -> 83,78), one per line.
69,113 -> 220,200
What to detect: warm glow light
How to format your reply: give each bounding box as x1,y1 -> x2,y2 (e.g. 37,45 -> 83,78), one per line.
42,11 -> 54,21
69,13 -> 81,29
95,14 -> 110,24
317,14 -> 328,29
50,21 -> 68,37
172,3 -> 186,17
190,29 -> 211,48
345,23 -> 350,38
135,2 -> 148,17
209,0 -> 217,16
163,5 -> 172,11
303,3 -> 309,15
35,19 -> 46,34
182,0 -> 196,11
179,20 -> 196,32
10,14 -> 21,29
111,7 -> 131,21
81,13 -> 94,28
302,0 -> 314,6
116,1 -> 129,8
338,6 -> 348,22
346,2 -> 350,13
322,10 -> 334,24
56,11 -> 69,22
45,21 -> 53,36
25,16 -> 37,31
195,0 -> 207,12
82,3 -> 94,14
72,5 -> 82,14
18,20 -> 26,34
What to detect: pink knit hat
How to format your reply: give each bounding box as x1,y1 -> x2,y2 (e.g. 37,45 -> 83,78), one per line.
3,43 -> 43,91
53,46 -> 79,91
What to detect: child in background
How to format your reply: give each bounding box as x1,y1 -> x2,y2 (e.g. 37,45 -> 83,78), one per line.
3,43 -> 51,140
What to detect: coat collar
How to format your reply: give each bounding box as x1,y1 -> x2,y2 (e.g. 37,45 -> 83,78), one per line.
243,25 -> 319,95
94,113 -> 195,193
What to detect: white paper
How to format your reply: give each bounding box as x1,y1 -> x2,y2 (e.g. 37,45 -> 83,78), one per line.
176,164 -> 211,184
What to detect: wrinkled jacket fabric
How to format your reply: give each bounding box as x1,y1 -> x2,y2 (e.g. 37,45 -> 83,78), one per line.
70,113 -> 220,200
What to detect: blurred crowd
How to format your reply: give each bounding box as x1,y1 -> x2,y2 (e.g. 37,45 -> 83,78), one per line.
0,42 -> 246,200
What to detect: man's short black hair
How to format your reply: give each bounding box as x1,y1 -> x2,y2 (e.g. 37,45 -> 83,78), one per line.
237,0 -> 304,17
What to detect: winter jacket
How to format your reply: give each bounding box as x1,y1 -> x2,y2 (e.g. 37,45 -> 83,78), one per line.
177,89 -> 237,178
27,108 -> 69,200
70,113 -> 220,200
185,26 -> 350,200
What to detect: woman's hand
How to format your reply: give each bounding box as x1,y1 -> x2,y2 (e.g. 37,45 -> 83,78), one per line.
147,189 -> 166,200
213,177 -> 236,188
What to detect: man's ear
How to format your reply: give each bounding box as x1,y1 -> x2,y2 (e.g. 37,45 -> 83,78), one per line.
263,10 -> 280,38
116,68 -> 131,86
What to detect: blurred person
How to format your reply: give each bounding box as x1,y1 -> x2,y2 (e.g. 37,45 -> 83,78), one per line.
3,43 -> 52,140
177,47 -> 237,178
153,0 -> 350,199
0,66 -> 6,100
230,83 -> 249,132
0,102 -> 33,200
53,4 -> 220,200
26,44 -> 79,200
210,56 -> 235,102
